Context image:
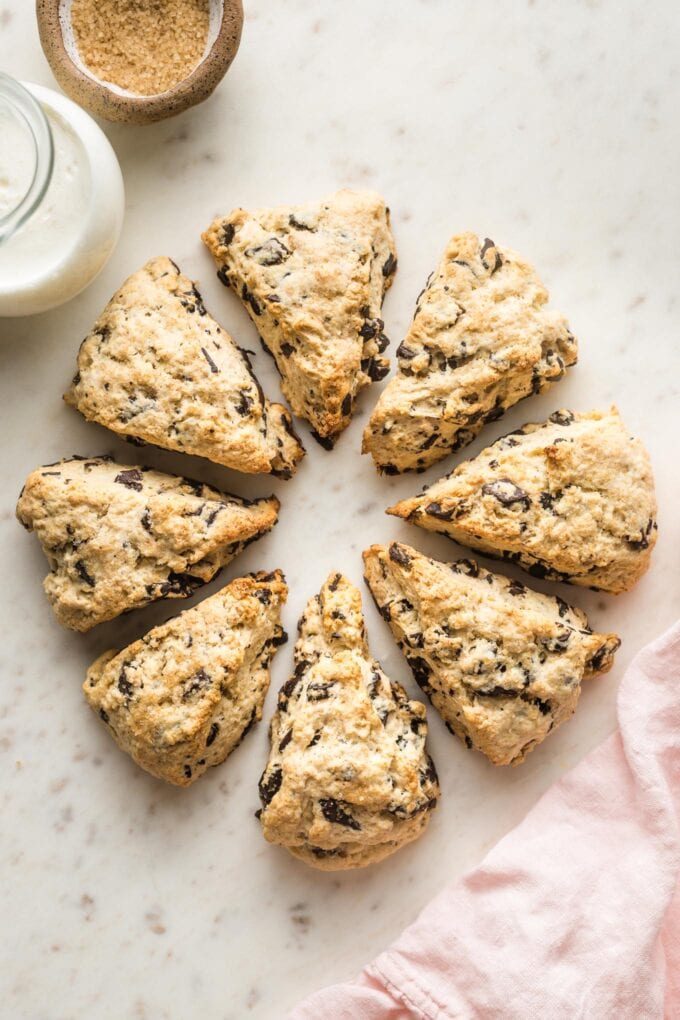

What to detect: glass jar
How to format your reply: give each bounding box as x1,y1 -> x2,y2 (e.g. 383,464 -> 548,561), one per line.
0,73 -> 124,317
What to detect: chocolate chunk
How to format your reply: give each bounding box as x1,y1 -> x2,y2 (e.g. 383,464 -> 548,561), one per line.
216,267 -> 230,287
183,668 -> 212,699
388,543 -> 411,568
508,579 -> 526,596
114,468 -> 143,492
408,656 -> 432,692
626,516 -> 655,550
206,722 -> 219,747
311,846 -> 340,858
141,509 -> 152,532
319,798 -> 361,830
454,559 -> 480,577
341,393 -> 352,417
549,410 -> 575,426
288,213 -> 315,232
184,765 -> 193,780
99,708 -> 109,723
280,342 -> 295,356
258,766 -> 283,806
480,237 -> 502,274
255,588 -> 271,605
241,284 -> 262,316
307,681 -> 335,701
329,573 -> 342,592
278,727 -> 293,752
310,430 -> 335,451
117,667 -> 133,698
235,390 -> 254,416
245,237 -> 291,266
161,572 -> 201,597
200,347 -> 219,374
382,253 -> 397,277
425,501 -> 455,520
396,341 -> 416,360
421,754 -> 438,785
221,223 -> 235,246
75,559 -> 95,587
481,479 -> 531,509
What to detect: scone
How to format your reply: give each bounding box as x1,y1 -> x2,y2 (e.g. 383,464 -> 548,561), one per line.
84,572 -> 287,786
363,543 -> 620,765
389,407 -> 657,594
203,189 -> 397,447
363,232 -> 577,473
257,572 -> 439,869
16,455 -> 279,631
65,257 -> 304,477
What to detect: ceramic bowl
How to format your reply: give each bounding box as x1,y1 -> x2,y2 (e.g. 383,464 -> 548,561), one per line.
36,0 -> 243,124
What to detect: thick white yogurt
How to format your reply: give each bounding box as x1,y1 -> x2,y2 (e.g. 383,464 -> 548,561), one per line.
0,82 -> 124,317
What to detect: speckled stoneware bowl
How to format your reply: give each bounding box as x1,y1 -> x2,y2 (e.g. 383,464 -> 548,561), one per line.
36,0 -> 243,124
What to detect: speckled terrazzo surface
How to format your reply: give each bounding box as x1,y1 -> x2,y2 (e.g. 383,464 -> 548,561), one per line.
1,2 -> 679,1018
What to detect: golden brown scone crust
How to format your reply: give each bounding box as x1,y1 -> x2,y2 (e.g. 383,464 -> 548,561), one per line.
65,257 -> 304,477
363,232 -> 577,472
203,189 -> 397,446
83,572 -> 288,786
257,572 -> 439,869
389,407 -> 657,594
16,455 -> 279,631
363,543 -> 620,765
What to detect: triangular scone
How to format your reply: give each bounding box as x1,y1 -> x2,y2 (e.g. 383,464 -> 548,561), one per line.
363,232 -> 577,473
16,455 -> 280,631
389,407 -> 657,594
257,572 -> 439,870
84,572 -> 287,786
363,543 -> 620,766
203,189 -> 397,447
65,257 -> 304,477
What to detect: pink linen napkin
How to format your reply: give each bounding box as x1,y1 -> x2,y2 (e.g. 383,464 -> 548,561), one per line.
290,621 -> 680,1020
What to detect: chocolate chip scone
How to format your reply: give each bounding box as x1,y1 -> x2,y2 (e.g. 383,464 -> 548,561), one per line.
389,407 -> 657,593
65,257 -> 304,477
363,232 -> 577,473
16,455 -> 280,632
257,572 -> 439,870
84,572 -> 287,786
363,543 -> 620,765
202,189 -> 397,447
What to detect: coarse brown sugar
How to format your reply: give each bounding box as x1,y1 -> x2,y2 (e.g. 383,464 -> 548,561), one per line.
70,0 -> 210,97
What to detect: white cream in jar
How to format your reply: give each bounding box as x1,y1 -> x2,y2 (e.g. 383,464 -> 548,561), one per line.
0,74 -> 124,317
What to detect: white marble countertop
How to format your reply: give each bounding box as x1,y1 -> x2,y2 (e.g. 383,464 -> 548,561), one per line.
1,2 -> 679,1017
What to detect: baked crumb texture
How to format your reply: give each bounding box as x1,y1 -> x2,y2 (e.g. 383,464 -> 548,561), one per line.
16,455 -> 280,632
389,407 -> 657,594
363,232 -> 577,473
83,572 -> 288,786
70,0 -> 210,96
203,189 -> 397,448
65,257 -> 305,478
257,572 -> 439,869
363,543 -> 621,766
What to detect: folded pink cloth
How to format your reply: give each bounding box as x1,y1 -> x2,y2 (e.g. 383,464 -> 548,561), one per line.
290,621 -> 680,1020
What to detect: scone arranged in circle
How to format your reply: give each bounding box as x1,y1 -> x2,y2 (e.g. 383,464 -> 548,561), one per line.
363,543 -> 620,766
363,232 -> 577,473
389,407 -> 657,594
203,189 -> 397,448
16,455 -> 280,632
257,572 -> 439,870
65,257 -> 304,478
84,572 -> 288,786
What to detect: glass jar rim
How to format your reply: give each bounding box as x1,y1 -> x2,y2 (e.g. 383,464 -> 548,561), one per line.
0,72 -> 54,246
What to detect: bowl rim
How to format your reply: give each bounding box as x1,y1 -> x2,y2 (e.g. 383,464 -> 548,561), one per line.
37,0 -> 244,119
